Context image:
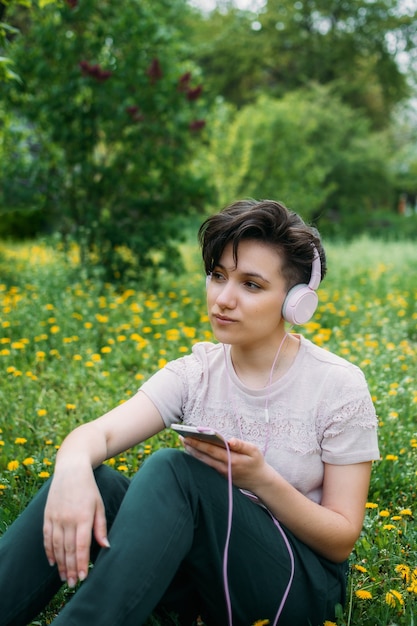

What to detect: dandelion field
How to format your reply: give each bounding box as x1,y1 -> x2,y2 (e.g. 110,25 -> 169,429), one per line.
0,236 -> 416,625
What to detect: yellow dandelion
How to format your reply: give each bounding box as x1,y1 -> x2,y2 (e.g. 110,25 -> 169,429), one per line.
37,409 -> 47,417
11,341 -> 25,349
117,465 -> 128,472
407,570 -> 417,593
0,484 -> 7,491
66,403 -> 76,411
38,471 -> 50,479
354,564 -> 368,573
324,622 -> 337,626
395,564 -> 410,582
385,454 -> 398,461
23,457 -> 35,466
252,621 -> 270,626
385,589 -> 404,607
383,524 -> 397,531
355,589 -> 372,600
379,510 -> 390,517
43,458 -> 52,466
7,460 -> 19,471
15,437 -> 27,445
399,509 -> 412,516
365,502 -> 378,509
101,346 -> 112,353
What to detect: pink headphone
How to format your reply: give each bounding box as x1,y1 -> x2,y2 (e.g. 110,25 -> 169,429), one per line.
281,246 -> 321,325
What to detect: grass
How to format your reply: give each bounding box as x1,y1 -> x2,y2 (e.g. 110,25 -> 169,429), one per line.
0,235 -> 416,625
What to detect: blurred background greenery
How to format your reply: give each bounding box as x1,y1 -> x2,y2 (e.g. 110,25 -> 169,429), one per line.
1,0 -> 417,286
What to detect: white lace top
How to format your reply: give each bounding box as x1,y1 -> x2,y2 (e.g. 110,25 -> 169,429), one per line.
140,336 -> 380,504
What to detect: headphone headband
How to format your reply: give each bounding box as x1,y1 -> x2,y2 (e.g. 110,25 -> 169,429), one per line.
308,248 -> 321,291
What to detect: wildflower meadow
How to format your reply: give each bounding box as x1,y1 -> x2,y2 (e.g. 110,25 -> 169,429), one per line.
0,235 -> 416,625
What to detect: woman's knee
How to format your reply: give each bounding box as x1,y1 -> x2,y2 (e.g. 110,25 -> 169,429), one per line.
130,448 -> 198,494
133,447 -> 185,479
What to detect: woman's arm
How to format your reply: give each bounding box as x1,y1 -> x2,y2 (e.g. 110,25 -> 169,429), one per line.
253,458 -> 372,562
43,390 -> 165,586
182,437 -> 372,563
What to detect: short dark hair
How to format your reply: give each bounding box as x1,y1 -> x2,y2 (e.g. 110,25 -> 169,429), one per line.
198,199 -> 326,289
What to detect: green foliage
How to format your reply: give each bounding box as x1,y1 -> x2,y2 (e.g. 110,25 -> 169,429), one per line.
0,236 -> 416,624
203,86 -> 393,232
188,0 -> 416,128
0,0 -> 31,83
1,0 -> 212,280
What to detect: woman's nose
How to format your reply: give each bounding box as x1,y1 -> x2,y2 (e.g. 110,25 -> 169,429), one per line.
215,281 -> 237,309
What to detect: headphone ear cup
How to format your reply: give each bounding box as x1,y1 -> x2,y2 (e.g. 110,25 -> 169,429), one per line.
282,284 -> 318,325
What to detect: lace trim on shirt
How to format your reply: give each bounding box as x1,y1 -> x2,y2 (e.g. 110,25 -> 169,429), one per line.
318,390 -> 378,441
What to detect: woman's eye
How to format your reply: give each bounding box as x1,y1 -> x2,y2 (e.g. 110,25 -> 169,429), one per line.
245,281 -> 261,290
212,272 -> 225,281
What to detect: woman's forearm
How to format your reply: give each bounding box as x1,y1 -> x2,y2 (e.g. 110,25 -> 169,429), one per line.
254,463 -> 369,563
54,422 -> 109,472
54,391 -> 165,474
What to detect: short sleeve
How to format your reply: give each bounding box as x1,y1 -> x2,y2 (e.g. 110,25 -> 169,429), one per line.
319,367 -> 380,464
139,364 -> 186,427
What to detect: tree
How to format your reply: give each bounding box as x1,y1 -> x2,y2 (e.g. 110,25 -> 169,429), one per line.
187,0 -> 417,128
1,0 -> 211,280
0,0 -> 31,83
203,86 -> 393,233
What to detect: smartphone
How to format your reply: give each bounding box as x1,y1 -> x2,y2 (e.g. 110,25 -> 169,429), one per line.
171,424 -> 227,448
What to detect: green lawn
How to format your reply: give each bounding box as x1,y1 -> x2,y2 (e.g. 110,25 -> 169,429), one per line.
0,236 -> 416,625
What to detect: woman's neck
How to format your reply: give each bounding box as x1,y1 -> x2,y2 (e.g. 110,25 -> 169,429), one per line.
230,333 -> 300,390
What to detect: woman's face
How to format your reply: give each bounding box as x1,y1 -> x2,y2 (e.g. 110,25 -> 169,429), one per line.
207,239 -> 288,350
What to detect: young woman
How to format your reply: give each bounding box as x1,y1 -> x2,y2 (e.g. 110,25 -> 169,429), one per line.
0,199 -> 379,626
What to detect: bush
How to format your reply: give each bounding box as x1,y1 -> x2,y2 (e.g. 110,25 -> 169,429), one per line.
1,0 -> 212,280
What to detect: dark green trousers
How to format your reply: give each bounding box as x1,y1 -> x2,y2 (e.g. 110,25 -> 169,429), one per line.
0,448 -> 347,625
